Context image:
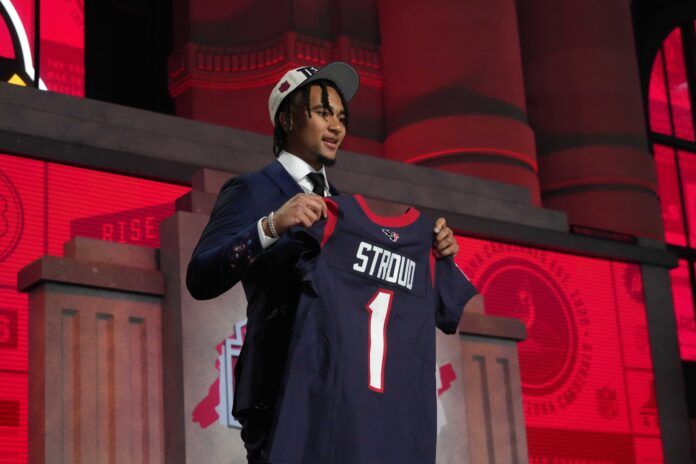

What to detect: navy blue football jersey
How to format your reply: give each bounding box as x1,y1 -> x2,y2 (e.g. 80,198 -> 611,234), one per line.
267,194 -> 477,464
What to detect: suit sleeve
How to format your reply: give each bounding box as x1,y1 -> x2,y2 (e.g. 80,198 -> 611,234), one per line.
186,176 -> 264,300
434,255 -> 478,334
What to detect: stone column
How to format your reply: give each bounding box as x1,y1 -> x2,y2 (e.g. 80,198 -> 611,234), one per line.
640,262 -> 693,463
160,169 -> 250,464
21,238 -> 165,464
378,0 -> 540,204
435,313 -> 528,464
168,0 -> 385,156
517,0 -> 663,239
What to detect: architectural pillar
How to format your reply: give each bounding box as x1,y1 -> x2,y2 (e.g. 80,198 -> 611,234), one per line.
517,0 -> 663,239
21,238 -> 165,464
378,0 -> 540,204
160,168 -> 250,464
441,313 -> 529,464
168,0 -> 385,156
641,263 -> 693,463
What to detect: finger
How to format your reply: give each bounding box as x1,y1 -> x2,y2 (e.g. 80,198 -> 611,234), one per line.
298,203 -> 320,224
299,212 -> 314,228
303,199 -> 322,217
434,217 -> 446,233
295,193 -> 315,206
433,242 -> 456,258
303,196 -> 325,218
290,193 -> 306,206
436,237 -> 452,252
438,243 -> 459,258
292,213 -> 303,226
302,204 -> 320,224
309,196 -> 328,219
435,226 -> 452,243
299,193 -> 318,207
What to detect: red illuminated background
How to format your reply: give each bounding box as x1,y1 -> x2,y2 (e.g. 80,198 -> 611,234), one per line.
1,0 -> 696,463
650,23 -> 696,363
0,0 -> 83,95
0,152 -> 188,462
0,156 -> 669,463
1,1 -> 90,460
454,238 -> 663,463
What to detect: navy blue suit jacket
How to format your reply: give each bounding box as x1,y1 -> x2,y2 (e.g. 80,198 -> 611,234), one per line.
186,160 -> 339,419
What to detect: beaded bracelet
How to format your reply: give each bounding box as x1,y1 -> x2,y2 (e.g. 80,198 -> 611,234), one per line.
268,211 -> 279,238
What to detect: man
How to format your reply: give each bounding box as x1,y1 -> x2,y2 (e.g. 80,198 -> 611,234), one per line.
186,62 -> 460,463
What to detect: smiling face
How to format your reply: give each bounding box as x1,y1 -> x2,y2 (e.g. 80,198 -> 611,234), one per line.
281,83 -> 346,170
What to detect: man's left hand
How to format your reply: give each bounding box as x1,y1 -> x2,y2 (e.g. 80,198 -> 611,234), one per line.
433,217 -> 458,258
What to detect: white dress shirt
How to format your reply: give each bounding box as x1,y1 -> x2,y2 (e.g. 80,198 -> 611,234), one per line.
256,151 -> 331,248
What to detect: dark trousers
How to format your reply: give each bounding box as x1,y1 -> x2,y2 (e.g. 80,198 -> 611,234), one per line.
240,407 -> 274,464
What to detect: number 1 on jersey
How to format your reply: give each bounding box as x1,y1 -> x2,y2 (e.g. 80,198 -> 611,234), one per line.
365,289 -> 394,393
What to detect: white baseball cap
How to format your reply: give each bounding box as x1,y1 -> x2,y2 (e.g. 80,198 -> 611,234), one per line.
268,61 -> 360,125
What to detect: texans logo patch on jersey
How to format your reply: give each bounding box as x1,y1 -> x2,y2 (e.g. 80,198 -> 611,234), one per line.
382,228 -> 399,242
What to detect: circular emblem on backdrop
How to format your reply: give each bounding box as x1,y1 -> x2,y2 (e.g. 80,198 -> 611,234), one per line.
478,257 -> 578,396
0,170 -> 23,262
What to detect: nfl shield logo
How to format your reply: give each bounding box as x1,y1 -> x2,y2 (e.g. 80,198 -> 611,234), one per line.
596,387 -> 619,420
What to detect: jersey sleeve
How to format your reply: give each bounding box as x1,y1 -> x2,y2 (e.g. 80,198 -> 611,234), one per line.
287,220 -> 324,260
434,255 -> 478,334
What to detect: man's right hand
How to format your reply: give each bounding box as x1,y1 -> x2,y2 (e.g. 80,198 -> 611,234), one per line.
262,193 -> 328,237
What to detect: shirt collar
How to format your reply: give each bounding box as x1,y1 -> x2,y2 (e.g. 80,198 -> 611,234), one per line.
278,150 -> 330,190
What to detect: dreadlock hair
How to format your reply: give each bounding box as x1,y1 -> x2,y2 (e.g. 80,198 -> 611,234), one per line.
272,79 -> 350,157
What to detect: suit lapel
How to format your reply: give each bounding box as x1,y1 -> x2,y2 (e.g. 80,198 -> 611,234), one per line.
262,160 -> 304,199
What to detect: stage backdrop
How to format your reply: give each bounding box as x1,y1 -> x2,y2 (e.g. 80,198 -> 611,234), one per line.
0,0 -> 84,94
453,237 -> 664,463
0,153 -> 189,463
0,151 -> 673,463
649,24 -> 696,363
0,0 -> 683,458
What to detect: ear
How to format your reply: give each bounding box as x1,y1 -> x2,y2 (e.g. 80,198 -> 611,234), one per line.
279,111 -> 293,132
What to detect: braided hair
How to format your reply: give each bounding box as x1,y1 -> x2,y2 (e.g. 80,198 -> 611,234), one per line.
272,79 -> 350,157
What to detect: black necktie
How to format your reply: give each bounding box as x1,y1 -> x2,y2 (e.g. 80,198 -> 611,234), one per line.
306,172 -> 326,196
